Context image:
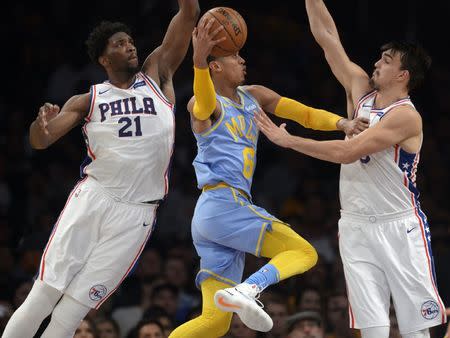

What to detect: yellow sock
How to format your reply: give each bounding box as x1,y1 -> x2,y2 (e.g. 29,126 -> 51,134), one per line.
261,221 -> 318,280
169,278 -> 232,338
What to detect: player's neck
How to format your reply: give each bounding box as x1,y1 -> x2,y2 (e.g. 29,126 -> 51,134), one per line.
214,83 -> 240,103
108,72 -> 137,89
374,87 -> 409,109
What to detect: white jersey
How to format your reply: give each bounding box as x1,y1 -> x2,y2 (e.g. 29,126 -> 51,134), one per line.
340,91 -> 420,214
81,72 -> 175,203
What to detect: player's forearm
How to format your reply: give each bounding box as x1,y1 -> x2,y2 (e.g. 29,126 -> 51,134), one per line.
305,0 -> 340,46
274,97 -> 341,131
192,66 -> 216,120
286,135 -> 352,164
29,121 -> 50,149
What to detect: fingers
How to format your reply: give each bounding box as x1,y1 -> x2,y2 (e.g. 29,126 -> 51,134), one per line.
37,102 -> 58,135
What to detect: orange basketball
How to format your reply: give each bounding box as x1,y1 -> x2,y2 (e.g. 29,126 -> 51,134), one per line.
200,7 -> 248,57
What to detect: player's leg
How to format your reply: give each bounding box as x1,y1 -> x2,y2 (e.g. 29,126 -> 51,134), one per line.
378,212 -> 446,334
2,280 -> 62,338
169,278 -> 232,338
214,220 -> 317,332
360,327 -> 390,338
40,294 -> 91,338
401,329 -> 430,338
244,220 -> 318,289
338,214 -> 391,334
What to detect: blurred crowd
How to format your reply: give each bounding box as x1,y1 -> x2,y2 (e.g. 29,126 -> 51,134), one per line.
1,0 -> 449,337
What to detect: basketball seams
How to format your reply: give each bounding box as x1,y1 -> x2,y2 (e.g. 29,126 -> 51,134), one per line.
224,9 -> 247,49
207,11 -> 240,51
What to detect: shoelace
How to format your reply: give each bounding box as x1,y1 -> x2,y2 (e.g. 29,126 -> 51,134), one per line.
237,285 -> 265,309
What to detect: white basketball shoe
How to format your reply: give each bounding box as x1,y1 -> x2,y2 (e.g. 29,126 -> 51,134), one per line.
214,283 -> 273,332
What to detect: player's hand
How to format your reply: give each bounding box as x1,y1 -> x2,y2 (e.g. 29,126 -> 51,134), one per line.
192,17 -> 226,67
254,109 -> 292,148
337,117 -> 369,137
36,103 -> 60,136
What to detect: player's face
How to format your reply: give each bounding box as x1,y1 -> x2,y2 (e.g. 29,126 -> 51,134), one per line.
103,32 -> 139,74
215,52 -> 247,86
370,49 -> 406,90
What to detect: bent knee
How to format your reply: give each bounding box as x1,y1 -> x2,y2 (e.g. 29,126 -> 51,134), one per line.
300,242 -> 318,269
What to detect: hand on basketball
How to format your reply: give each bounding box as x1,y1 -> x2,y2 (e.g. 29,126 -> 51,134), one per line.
37,103 -> 60,135
338,117 -> 369,137
254,109 -> 293,148
192,17 -> 226,67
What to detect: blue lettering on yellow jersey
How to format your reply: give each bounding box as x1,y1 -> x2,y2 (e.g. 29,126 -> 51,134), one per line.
193,87 -> 260,198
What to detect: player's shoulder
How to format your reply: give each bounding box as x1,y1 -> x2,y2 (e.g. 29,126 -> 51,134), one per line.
383,103 -> 422,132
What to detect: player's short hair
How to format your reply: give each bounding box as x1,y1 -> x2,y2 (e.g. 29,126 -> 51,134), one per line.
85,21 -> 132,65
381,41 -> 432,91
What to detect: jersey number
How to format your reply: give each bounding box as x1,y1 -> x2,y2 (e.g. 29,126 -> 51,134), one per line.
118,116 -> 142,137
242,147 -> 256,179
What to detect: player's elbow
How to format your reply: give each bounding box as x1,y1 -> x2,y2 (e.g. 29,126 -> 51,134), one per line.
181,1 -> 200,21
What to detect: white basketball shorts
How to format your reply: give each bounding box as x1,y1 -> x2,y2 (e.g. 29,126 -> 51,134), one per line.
38,176 -> 157,308
338,208 -> 446,334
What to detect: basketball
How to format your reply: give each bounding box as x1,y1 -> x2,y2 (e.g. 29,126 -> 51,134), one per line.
200,7 -> 248,57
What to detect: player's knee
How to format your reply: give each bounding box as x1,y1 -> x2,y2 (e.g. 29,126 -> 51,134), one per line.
303,242 -> 318,269
402,329 -> 430,338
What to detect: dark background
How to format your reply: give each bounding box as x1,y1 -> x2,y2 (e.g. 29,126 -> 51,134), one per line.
1,0 -> 449,337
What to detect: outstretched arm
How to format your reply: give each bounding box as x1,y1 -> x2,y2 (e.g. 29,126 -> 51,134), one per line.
255,107 -> 420,164
142,0 -> 200,100
305,0 -> 371,109
29,94 -> 90,149
245,85 -> 368,136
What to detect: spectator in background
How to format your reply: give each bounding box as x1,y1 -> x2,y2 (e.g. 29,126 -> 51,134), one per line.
297,286 -> 323,314
130,318 -> 165,338
286,310 -> 325,338
325,292 -> 360,338
262,296 -> 289,338
95,316 -> 120,338
75,317 -> 98,338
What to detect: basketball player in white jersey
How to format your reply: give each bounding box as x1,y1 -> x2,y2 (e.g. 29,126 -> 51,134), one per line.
254,1 -> 447,338
2,2 -> 199,338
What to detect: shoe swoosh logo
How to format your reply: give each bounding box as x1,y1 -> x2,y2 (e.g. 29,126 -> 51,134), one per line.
407,227 -> 416,233
217,296 -> 241,309
99,88 -> 111,95
143,222 -> 150,227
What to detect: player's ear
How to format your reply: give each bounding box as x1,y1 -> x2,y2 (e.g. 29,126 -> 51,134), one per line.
398,69 -> 409,83
98,55 -> 110,68
209,60 -> 222,73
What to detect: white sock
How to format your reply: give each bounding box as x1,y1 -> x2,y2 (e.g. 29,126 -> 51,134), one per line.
2,280 -> 62,338
402,329 -> 430,338
361,326 -> 390,338
41,294 -> 91,338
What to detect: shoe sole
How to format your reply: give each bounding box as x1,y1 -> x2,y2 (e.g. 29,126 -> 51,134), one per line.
214,289 -> 273,332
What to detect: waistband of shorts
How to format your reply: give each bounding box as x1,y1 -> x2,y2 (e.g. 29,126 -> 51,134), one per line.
202,182 -> 250,200
83,176 -> 161,207
340,208 -> 417,223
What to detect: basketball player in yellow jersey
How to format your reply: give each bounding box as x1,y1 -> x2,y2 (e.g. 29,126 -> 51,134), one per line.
169,17 -> 368,337
254,1 -> 446,338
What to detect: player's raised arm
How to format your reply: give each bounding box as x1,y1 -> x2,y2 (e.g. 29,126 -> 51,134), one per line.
142,0 -> 200,91
29,94 -> 90,149
305,0 -> 370,105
